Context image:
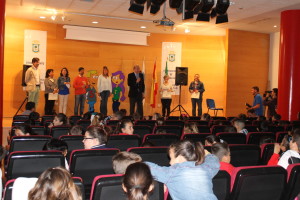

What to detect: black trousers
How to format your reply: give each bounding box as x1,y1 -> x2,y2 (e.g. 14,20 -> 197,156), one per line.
44,93 -> 55,115
130,96 -> 143,117
161,98 -> 172,117
191,98 -> 203,117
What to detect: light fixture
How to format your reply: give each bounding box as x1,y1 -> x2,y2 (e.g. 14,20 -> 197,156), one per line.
129,0 -> 147,14
211,0 -> 230,24
185,28 -> 190,33
274,25 -> 277,28
140,26 -> 147,29
92,21 -> 99,24
196,0 -> 215,22
51,15 -> 56,21
39,16 -> 46,19
150,0 -> 167,14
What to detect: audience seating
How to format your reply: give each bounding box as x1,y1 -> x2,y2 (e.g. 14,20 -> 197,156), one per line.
181,133 -> 210,145
230,166 -> 287,200
197,125 -> 211,133
285,163 -> 300,200
13,115 -> 29,121
153,125 -> 183,137
128,147 -> 169,166
31,126 -> 46,135
246,132 -> 275,145
260,143 -> 275,165
6,151 -> 65,180
244,125 -> 258,132
106,120 -> 120,126
9,135 -> 51,152
188,120 -> 209,126
135,120 -> 157,129
216,132 -> 246,144
90,174 -> 164,200
76,119 -> 91,131
133,125 -> 153,139
164,120 -> 185,128
229,144 -> 261,167
11,120 -> 27,126
210,120 -> 232,127
268,125 -> 285,133
227,117 -> 236,121
107,134 -> 140,151
291,120 -> 300,126
44,120 -> 53,129
50,125 -> 71,138
143,134 -> 179,147
41,115 -> 54,125
211,125 -> 229,135
188,116 -> 201,120
211,117 -> 227,120
59,135 -> 84,152
167,116 -> 180,120
69,115 -> 82,125
73,177 -> 86,200
212,170 -> 231,200
276,132 -> 288,143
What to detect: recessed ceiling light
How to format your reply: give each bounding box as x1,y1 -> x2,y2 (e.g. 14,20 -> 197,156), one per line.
185,28 -> 190,33
92,21 -> 99,24
140,26 -> 146,29
274,25 -> 277,28
39,16 -> 46,19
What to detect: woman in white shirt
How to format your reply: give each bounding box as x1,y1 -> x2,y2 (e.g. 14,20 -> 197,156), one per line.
97,66 -> 112,115
160,75 -> 173,117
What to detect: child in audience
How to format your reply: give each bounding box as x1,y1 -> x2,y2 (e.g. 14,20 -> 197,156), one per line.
21,102 -> 36,115
112,151 -> 142,174
152,112 -> 162,120
28,167 -> 82,200
267,135 -> 290,165
183,122 -> 199,134
114,119 -> 134,135
132,112 -> 141,121
82,126 -> 108,149
123,162 -> 154,200
48,113 -> 68,128
277,129 -> 300,169
211,142 -> 235,175
205,135 -> 220,146
91,113 -> 105,126
201,113 -> 211,121
145,140 -> 219,200
14,124 -> 33,136
257,120 -> 269,132
69,125 -> 83,135
233,119 -> 248,135
156,117 -> 165,126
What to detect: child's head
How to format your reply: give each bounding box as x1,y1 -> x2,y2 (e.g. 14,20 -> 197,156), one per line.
69,125 -> 83,135
82,112 -> 91,120
152,113 -> 162,120
156,117 -> 164,126
25,102 -> 36,111
224,126 -> 237,133
132,112 -> 141,121
233,119 -> 245,130
119,109 -> 127,116
237,113 -> 247,120
169,140 -> 205,166
280,135 -> 290,152
111,111 -> 123,120
91,113 -> 105,126
14,125 -> 32,136
28,167 -> 82,200
183,122 -> 199,134
201,113 -> 211,121
122,162 -> 154,200
273,113 -> 281,121
83,126 -> 108,149
53,113 -> 67,126
211,142 -> 231,163
119,119 -> 134,135
205,135 -> 220,146
290,128 -> 300,152
43,138 -> 68,157
259,120 -> 269,132
112,151 -> 142,174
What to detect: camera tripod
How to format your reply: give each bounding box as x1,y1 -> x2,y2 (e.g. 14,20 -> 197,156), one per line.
170,85 -> 189,116
14,96 -> 28,116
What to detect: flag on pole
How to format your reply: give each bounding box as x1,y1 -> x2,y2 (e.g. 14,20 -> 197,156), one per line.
164,58 -> 168,76
150,60 -> 158,108
142,57 -> 146,106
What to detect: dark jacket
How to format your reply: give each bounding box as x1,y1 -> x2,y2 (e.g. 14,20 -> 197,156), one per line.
127,72 -> 145,98
189,81 -> 205,99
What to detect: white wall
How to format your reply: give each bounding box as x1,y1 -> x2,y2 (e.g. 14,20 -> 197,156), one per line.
268,32 -> 280,89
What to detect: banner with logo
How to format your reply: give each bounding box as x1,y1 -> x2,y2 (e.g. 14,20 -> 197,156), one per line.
161,42 -> 182,95
24,30 -> 47,90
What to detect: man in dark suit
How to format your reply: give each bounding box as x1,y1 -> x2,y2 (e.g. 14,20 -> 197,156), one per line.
127,65 -> 145,117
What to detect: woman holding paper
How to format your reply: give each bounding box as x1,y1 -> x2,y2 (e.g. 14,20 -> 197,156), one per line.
44,69 -> 58,115
189,74 -> 205,117
57,68 -> 71,114
160,75 -> 173,117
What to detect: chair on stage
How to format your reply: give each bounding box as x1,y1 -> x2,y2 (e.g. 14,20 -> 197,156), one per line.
206,99 -> 223,117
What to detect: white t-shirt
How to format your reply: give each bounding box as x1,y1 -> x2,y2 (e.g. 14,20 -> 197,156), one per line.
160,82 -> 172,99
278,150 -> 300,169
97,74 -> 112,93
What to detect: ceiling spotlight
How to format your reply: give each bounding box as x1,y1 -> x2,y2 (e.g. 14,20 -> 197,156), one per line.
51,15 -> 56,21
92,21 -> 99,24
196,0 -> 215,22
274,25 -> 277,28
185,28 -> 190,33
129,0 -> 147,14
150,0 -> 167,14
211,0 -> 230,24
39,16 -> 46,19
140,26 -> 147,29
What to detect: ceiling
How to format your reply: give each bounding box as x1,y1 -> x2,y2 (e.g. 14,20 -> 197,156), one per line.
5,0 -> 300,36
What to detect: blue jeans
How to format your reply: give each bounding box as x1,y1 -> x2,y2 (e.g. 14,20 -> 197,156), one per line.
192,98 -> 203,117
74,94 -> 85,115
100,90 -> 110,115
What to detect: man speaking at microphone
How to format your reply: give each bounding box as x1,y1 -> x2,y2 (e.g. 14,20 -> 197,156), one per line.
189,74 -> 205,117
127,65 -> 145,117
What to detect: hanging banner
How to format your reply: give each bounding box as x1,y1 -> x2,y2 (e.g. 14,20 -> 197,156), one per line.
24,30 -> 47,90
161,42 -> 182,95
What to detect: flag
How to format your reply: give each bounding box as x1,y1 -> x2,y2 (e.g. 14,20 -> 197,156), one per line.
142,57 -> 146,106
150,60 -> 158,108
164,59 -> 168,76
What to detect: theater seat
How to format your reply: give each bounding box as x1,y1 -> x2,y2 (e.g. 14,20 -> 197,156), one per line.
143,134 -> 179,147
6,151 -> 65,180
181,133 -> 210,145
276,132 -> 288,143
9,135 -> 51,152
135,120 -> 157,129
164,120 -> 185,128
106,120 -> 120,126
133,125 -> 153,139
260,143 -> 275,165
50,126 -> 71,138
76,119 -> 91,131
90,174 -> 164,200
153,125 -> 183,137
127,147 -> 169,166
229,144 -> 261,167
212,170 -> 230,200
59,135 -> 84,152
188,120 -> 209,126
72,177 -> 85,200
216,132 -> 246,144
246,132 -> 275,145
210,125 -> 228,135
107,134 -> 140,151
31,126 -> 46,135
230,166 -> 286,200
285,163 -> 300,200
69,115 -> 82,125
197,125 -> 211,133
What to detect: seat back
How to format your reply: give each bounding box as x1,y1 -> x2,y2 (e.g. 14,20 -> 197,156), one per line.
276,132 -> 288,143
128,147 -> 169,166
73,177 -> 86,200
107,134 -> 140,151
188,120 -> 209,126
211,117 -> 227,120
69,115 -> 82,125
247,132 -> 275,145
211,125 -> 229,135
76,119 -> 91,131
244,125 -> 258,132
268,125 -> 285,133
154,125 -> 183,137
167,116 -> 180,120
13,115 -> 29,121
206,99 -> 216,109
197,125 -> 211,133
164,120 -> 185,128
133,125 -> 153,139
59,135 -> 84,152
50,126 -> 71,138
212,170 -> 230,200
106,120 -> 120,126
7,151 -> 65,180
41,115 -> 55,125
135,120 -> 157,129
143,134 -> 179,147
216,133 -> 246,144
229,144 -> 261,167
260,143 -> 275,165
188,116 -> 201,120
285,163 -> 300,200
230,166 -> 287,200
2,179 -> 15,200
12,120 -> 27,126
181,133 -> 210,145
31,126 -> 46,135
9,136 -> 52,152
90,174 -> 164,200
